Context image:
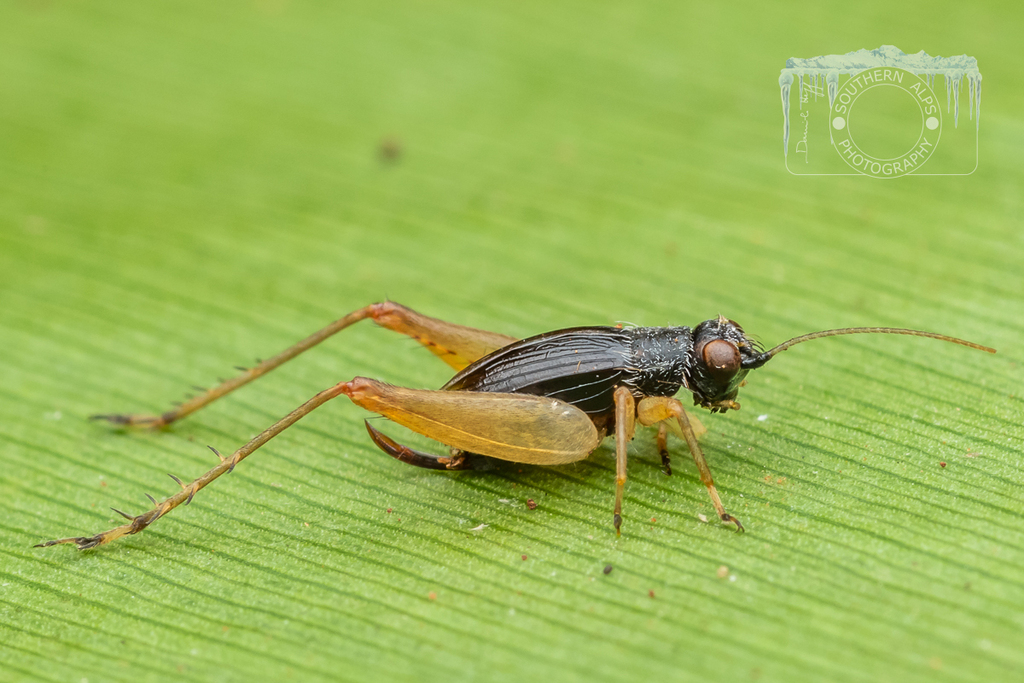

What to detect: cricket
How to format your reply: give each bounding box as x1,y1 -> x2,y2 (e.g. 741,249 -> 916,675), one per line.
36,301 -> 995,550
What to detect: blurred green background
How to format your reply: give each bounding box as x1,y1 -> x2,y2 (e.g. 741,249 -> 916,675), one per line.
1,1 -> 1022,682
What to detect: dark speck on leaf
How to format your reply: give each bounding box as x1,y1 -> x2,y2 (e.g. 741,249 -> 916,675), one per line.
379,137 -> 402,163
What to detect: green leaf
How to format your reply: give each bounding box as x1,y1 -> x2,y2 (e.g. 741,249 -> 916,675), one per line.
1,2 -> 1022,682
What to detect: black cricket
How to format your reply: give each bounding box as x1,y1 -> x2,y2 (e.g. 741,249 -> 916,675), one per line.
36,302 -> 994,550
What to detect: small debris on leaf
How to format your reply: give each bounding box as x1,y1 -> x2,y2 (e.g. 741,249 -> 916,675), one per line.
940,462 -> 947,468
378,136 -> 402,162
521,554 -> 528,561
717,565 -> 729,579
648,590 -> 655,598
697,513 -> 708,524
469,523 -> 488,531
526,499 -> 537,510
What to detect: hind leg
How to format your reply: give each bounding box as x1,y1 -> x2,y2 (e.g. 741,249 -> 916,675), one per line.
39,379 -> 356,550
343,377 -> 600,465
38,373 -> 597,551
93,302 -> 517,428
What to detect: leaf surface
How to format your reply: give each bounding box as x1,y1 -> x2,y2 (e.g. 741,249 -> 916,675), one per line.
1,3 -> 1022,682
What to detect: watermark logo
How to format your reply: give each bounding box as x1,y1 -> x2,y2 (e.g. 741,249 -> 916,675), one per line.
779,46 -> 981,177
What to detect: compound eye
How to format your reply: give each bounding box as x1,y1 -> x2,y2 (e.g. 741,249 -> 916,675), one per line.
702,339 -> 741,380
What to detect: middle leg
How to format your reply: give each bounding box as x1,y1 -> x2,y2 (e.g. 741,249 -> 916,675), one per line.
612,387 -> 637,535
364,420 -> 493,471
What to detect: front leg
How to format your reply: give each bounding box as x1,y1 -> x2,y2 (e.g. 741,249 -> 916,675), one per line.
657,423 -> 671,475
654,409 -> 707,474
637,397 -> 743,532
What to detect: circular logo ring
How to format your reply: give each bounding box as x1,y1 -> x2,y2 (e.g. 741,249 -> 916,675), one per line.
830,67 -> 942,178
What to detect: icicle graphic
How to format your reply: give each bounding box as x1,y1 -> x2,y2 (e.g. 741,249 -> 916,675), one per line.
826,71 -> 838,108
974,74 -> 982,129
779,46 -> 981,149
952,74 -> 962,128
779,72 -> 793,156
969,76 -> 975,122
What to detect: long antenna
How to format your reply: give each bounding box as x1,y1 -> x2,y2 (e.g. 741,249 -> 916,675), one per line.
742,327 -> 995,369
